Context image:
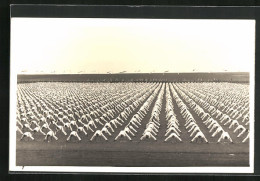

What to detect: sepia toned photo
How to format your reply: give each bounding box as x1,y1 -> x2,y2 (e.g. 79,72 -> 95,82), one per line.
9,18 -> 255,173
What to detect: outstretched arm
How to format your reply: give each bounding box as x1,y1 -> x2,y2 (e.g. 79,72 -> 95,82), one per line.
237,129 -> 246,137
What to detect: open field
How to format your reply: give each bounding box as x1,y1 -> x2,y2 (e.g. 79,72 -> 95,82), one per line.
15,81 -> 250,167
17,72 -> 250,83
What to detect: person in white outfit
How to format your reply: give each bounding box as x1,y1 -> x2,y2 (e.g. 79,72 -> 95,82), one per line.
20,132 -> 34,140
140,131 -> 157,141
67,130 -> 81,141
115,130 -> 132,141
77,126 -> 87,135
191,131 -> 208,143
234,125 -> 247,137
217,131 -> 233,143
242,132 -> 250,143
45,130 -> 58,142
212,126 -> 224,137
164,132 -> 182,142
90,130 -> 108,141
32,126 -> 46,135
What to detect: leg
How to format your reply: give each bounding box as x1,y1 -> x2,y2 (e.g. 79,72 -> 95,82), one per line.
209,126 -> 215,133
151,129 -> 156,135
44,135 -> 48,141
176,135 -> 182,142
217,136 -> 222,143
164,135 -> 171,142
191,136 -> 196,142
151,134 -> 157,141
176,127 -> 181,133
203,136 -> 208,143
116,120 -> 122,126
40,129 -> 46,135
88,126 -> 94,132
126,134 -> 132,141
115,134 -> 120,140
233,127 -> 239,133
165,130 -> 170,137
212,130 -> 218,137
101,134 -> 108,141
242,134 -> 249,143
188,126 -> 194,133
190,129 -> 197,137
132,122 -> 138,128
175,130 -> 180,136
107,130 -> 111,136
17,128 -> 23,134
67,134 -> 71,141
90,133 -> 96,141
20,134 -> 25,140
54,135 -> 58,140
98,121 -> 104,126
110,126 -> 114,132
130,127 -> 137,133
228,137 -> 233,143
140,135 -> 145,140
237,130 -> 245,138
207,123 -> 213,129
83,129 -> 87,135
76,134 -> 81,141
62,128 -> 67,135
224,120 -> 230,126
112,122 -> 117,128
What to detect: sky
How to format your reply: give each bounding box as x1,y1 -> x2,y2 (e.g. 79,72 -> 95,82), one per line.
11,18 -> 255,74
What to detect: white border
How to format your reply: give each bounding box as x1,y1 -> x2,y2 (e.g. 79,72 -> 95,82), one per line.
9,18 -> 255,174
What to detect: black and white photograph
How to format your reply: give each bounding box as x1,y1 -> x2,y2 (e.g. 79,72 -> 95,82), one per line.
9,16 -> 255,173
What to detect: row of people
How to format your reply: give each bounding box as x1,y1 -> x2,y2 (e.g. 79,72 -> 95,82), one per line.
115,84 -> 162,141
179,83 -> 250,142
170,84 -> 209,143
164,84 -> 182,142
17,83 -> 158,141
140,84 -> 165,141
175,83 -> 249,143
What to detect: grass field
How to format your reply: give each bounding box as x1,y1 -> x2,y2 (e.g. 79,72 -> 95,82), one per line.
16,82 -> 249,167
